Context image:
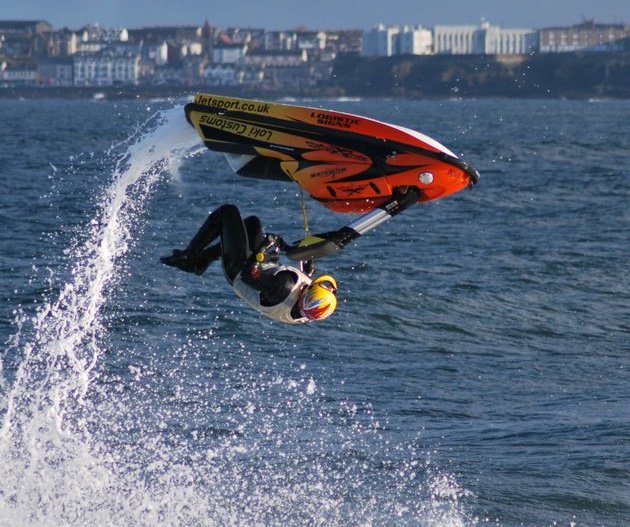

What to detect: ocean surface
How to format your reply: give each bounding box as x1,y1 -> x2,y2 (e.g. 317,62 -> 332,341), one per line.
0,96 -> 628,527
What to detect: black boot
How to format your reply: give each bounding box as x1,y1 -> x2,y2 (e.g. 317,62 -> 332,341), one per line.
160,249 -> 198,273
160,243 -> 222,275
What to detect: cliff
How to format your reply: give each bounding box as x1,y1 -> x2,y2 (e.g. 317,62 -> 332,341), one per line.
329,52 -> 630,99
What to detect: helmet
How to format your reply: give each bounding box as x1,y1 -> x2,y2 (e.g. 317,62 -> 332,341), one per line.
300,275 -> 338,321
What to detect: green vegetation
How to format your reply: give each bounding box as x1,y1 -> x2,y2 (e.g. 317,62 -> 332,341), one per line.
330,51 -> 630,98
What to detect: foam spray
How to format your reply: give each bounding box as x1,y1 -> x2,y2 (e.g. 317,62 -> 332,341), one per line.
0,104 -> 473,527
0,106 -> 201,526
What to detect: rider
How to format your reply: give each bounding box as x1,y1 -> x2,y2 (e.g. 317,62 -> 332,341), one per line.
160,204 -> 338,324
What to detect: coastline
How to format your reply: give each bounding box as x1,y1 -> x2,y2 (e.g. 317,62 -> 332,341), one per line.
1,51 -> 628,100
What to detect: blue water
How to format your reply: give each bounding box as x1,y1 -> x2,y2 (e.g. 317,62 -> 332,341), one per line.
0,96 -> 628,526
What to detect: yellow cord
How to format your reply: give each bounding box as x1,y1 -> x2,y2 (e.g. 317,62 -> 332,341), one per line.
299,186 -> 310,240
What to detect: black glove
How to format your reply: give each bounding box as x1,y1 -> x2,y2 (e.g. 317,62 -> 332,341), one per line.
253,233 -> 288,263
263,233 -> 290,251
302,259 -> 316,277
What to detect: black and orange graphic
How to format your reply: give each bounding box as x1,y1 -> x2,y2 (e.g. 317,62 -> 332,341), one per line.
185,93 -> 479,213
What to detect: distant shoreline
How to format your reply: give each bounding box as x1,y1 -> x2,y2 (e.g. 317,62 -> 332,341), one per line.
328,51 -> 630,100
0,84 -> 627,101
2,52 -> 629,100
0,85 -> 339,101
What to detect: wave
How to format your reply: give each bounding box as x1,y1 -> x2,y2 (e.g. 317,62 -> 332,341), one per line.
0,104 -> 472,526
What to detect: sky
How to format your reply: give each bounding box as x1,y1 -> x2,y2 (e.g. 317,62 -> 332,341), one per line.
2,0 -> 628,30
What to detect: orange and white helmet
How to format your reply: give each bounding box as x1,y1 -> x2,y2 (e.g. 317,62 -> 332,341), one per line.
300,275 -> 338,321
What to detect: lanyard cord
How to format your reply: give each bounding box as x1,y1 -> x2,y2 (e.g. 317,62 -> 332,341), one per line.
299,186 -> 310,239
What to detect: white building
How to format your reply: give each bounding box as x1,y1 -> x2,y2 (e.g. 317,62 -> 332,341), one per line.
243,49 -> 307,67
539,22 -> 629,53
0,61 -> 37,84
37,58 -> 74,86
398,26 -> 433,55
264,31 -> 297,51
489,26 -> 538,54
79,23 -> 129,43
296,31 -> 327,51
145,41 -> 168,66
434,19 -> 537,55
433,25 -> 477,54
73,49 -> 140,86
75,23 -> 130,54
203,64 -> 237,85
212,42 -> 247,64
51,29 -> 78,57
362,24 -> 432,56
362,24 -> 399,56
179,41 -> 203,58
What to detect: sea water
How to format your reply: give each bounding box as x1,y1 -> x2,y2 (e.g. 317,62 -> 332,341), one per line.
0,97 -> 628,526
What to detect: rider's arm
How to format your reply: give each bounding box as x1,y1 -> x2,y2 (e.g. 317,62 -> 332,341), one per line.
283,186 -> 422,261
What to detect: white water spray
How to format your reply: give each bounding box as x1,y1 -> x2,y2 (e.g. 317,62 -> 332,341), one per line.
0,104 -> 473,527
0,106 -> 200,526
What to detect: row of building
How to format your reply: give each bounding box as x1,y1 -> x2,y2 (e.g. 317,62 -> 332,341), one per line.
362,19 -> 630,56
0,20 -> 359,88
1,19 -> 628,88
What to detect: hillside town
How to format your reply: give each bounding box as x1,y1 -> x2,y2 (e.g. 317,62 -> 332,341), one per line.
1,18 -> 628,89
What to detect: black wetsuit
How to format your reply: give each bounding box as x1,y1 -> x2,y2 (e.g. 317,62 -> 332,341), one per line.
161,204 -> 297,307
